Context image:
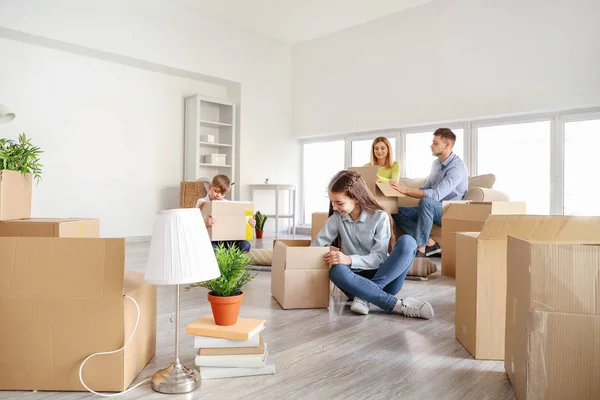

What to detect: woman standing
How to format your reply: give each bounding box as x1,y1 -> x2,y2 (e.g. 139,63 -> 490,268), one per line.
364,137 -> 400,182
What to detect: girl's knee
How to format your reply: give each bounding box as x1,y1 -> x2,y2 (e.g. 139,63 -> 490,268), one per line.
329,264 -> 347,282
395,234 -> 417,251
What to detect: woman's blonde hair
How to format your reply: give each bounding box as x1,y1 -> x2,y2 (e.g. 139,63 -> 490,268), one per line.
328,170 -> 396,253
369,137 -> 394,169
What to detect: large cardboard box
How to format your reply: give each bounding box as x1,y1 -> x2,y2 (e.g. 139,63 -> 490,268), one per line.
200,201 -> 253,241
271,239 -> 333,309
180,181 -> 206,208
455,215 -> 600,360
0,218 -> 100,237
442,201 -> 526,278
0,170 -> 32,221
348,166 -> 405,214
0,237 -> 157,392
311,212 -> 329,241
505,237 -> 600,400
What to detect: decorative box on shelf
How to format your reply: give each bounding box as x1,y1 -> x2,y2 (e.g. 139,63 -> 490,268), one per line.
204,154 -> 226,165
200,134 -> 215,143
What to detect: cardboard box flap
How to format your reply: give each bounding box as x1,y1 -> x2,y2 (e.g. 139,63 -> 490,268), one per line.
273,240 -> 329,270
509,238 -> 600,316
479,215 -> 600,241
444,202 -> 525,222
375,182 -> 406,198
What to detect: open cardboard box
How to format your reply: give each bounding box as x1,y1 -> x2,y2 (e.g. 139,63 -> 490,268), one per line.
199,201 -> 253,241
454,215 -> 600,361
0,237 -> 156,392
348,166 -> 405,214
271,239 -> 335,309
441,201 -> 526,277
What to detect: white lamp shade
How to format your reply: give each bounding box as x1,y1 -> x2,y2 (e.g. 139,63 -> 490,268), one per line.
0,105 -> 15,124
144,208 -> 220,285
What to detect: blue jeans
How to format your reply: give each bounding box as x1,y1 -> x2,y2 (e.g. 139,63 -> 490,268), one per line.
212,240 -> 251,253
393,197 -> 443,247
329,235 -> 417,312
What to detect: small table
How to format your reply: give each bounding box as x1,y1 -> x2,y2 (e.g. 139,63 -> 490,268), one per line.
249,184 -> 296,238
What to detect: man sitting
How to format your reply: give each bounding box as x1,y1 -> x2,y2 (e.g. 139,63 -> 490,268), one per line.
389,128 -> 468,257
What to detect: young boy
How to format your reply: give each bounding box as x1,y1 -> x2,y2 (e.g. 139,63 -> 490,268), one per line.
196,174 -> 256,253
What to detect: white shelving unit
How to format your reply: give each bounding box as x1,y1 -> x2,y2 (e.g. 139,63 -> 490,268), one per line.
184,95 -> 237,199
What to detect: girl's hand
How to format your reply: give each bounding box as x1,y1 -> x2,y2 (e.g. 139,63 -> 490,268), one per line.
324,250 -> 351,266
249,217 -> 256,228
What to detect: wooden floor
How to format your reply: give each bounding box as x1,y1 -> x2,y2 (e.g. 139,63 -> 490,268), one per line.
1,235 -> 516,400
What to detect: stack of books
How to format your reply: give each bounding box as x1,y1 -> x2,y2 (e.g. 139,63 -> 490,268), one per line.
185,314 -> 276,380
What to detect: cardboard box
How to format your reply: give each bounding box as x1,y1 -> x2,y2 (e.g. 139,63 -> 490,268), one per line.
200,201 -> 252,241
441,201 -> 526,278
0,237 -> 157,391
271,239 -> 333,309
311,212 -> 329,241
505,237 -> 600,400
455,215 -> 600,360
348,166 -> 405,214
0,218 -> 100,237
0,170 -> 32,221
180,181 -> 207,208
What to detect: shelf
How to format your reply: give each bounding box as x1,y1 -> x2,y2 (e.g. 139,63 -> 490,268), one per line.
199,141 -> 232,148
199,163 -> 232,168
200,120 -> 232,128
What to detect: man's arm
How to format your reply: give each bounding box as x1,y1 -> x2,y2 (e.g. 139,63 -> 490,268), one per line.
422,166 -> 465,201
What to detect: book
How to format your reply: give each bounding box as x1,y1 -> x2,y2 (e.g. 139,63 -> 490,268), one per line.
199,337 -> 266,356
199,363 -> 276,380
186,315 -> 266,341
193,334 -> 261,349
195,351 -> 267,368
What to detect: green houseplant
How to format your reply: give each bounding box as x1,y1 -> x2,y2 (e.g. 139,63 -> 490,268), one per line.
254,211 -> 267,239
0,133 -> 44,183
186,244 -> 256,326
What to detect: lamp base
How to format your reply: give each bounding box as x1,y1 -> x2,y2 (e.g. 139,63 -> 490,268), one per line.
150,359 -> 200,394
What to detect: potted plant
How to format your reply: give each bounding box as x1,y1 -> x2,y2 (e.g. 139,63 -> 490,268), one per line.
186,244 -> 256,326
0,133 -> 43,220
254,211 -> 267,239
0,133 -> 43,183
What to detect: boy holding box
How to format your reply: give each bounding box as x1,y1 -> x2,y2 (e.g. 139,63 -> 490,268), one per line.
196,174 -> 256,253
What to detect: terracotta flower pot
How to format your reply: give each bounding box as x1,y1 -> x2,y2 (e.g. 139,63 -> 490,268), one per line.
255,230 -> 264,239
208,291 -> 244,326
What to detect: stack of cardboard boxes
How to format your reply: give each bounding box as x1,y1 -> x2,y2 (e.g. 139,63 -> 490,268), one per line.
0,171 -> 156,392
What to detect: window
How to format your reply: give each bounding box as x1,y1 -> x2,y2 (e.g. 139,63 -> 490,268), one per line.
564,118 -> 600,215
477,121 -> 551,215
405,129 -> 464,178
303,141 -> 345,222
350,137 -> 396,167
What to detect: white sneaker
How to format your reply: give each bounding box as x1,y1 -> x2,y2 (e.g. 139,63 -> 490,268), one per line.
350,298 -> 370,315
397,297 -> 434,319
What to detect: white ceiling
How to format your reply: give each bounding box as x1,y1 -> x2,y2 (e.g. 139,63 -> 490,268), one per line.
177,0 -> 436,44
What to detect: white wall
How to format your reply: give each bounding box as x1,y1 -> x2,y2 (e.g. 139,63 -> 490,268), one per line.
292,0 -> 600,137
0,0 -> 297,237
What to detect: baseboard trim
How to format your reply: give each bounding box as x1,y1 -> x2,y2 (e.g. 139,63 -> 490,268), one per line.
126,235 -> 151,243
